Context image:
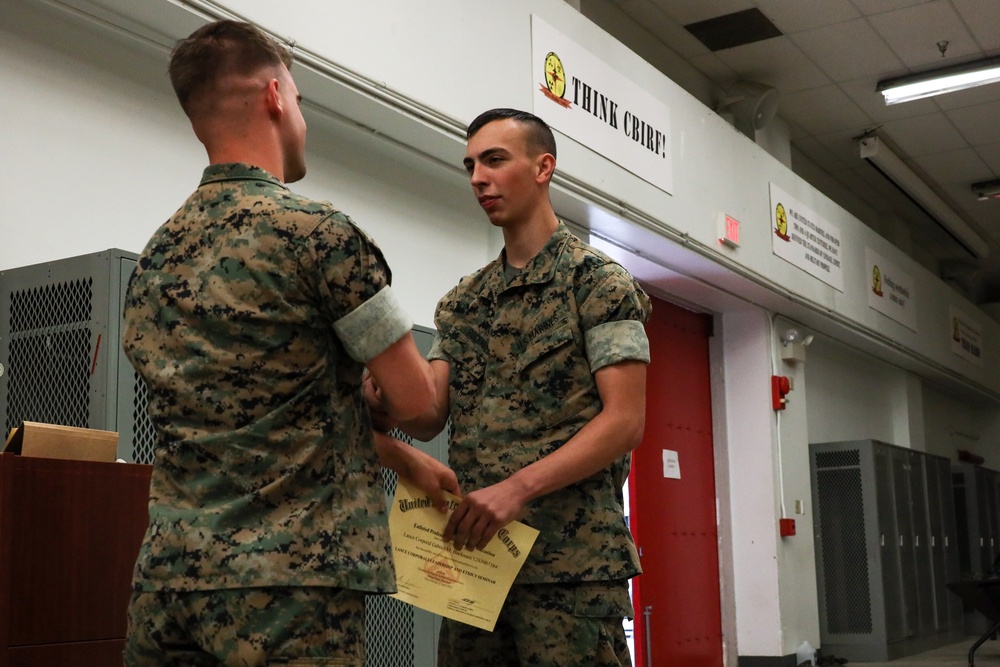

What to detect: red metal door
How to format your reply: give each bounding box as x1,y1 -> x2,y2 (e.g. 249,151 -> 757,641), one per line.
630,297 -> 722,666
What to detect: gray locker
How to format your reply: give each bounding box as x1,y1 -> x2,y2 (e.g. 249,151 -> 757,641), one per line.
810,440 -> 963,662
0,248 -> 148,460
952,462 -> 1000,635
954,462 -> 1000,578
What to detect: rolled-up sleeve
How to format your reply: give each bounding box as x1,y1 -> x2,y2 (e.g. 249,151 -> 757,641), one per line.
333,285 -> 412,362
578,262 -> 652,372
585,319 -> 650,371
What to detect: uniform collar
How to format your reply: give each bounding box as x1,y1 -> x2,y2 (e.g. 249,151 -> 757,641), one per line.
480,222 -> 572,300
199,163 -> 288,190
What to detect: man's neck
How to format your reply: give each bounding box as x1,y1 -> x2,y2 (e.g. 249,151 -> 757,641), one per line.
502,211 -> 559,269
206,146 -> 284,182
200,117 -> 285,182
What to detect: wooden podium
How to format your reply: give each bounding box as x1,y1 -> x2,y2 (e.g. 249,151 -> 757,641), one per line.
0,453 -> 151,667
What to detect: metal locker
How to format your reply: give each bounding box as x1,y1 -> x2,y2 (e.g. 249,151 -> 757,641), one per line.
0,248 -> 143,460
811,440 -> 962,661
952,462 -> 1000,635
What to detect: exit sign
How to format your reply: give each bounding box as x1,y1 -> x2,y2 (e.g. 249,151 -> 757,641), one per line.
720,215 -> 740,248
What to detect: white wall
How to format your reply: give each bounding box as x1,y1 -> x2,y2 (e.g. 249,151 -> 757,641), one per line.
806,340 -> 903,447
719,309 -> 786,656
771,316 -> 821,658
0,0 -> 491,327
0,1 -> 198,268
805,335 -> 999,461
922,383 -> 998,462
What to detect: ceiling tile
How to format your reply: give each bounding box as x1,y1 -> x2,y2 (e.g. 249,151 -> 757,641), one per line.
945,100 -> 1000,146
713,36 -> 831,93
953,0 -> 1000,51
958,205 -> 1000,245
614,0 -> 711,58
790,19 -> 903,82
867,0 -> 980,70
645,0 -> 753,27
850,0 -> 943,15
688,51 -> 738,83
755,0 -> 859,33
811,129 -> 871,167
911,148 -> 991,187
939,187 -> 995,239
974,141 -> 1000,175
778,85 -> 873,134
933,80 -> 1000,111
792,135 -> 851,172
784,118 -> 810,141
880,112 -> 969,156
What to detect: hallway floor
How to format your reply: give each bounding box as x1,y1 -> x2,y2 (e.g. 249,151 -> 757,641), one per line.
840,637 -> 998,666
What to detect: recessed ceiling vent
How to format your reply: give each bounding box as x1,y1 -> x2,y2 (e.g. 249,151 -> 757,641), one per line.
684,8 -> 782,52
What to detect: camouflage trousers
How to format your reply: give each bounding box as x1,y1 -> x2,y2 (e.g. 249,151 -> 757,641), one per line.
438,580 -> 634,667
124,587 -> 366,666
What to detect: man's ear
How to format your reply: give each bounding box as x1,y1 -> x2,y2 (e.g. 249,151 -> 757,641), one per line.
536,153 -> 556,183
264,78 -> 283,117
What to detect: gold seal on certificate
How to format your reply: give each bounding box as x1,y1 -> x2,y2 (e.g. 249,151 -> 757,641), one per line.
389,477 -> 539,631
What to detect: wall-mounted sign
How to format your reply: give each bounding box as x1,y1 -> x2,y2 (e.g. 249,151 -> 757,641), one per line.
531,15 -> 673,194
720,214 -> 740,248
866,247 -> 917,331
949,305 -> 983,366
769,183 -> 843,291
662,449 -> 681,480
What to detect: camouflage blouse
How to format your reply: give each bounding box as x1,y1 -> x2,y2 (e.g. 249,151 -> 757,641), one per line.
430,223 -> 651,583
123,164 -> 410,593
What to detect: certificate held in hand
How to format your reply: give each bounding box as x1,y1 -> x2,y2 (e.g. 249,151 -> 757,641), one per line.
388,477 -> 539,631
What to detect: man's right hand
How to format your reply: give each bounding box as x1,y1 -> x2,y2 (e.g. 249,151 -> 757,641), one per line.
374,431 -> 460,511
363,370 -> 397,432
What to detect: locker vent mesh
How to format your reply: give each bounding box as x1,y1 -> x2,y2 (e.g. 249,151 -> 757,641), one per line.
5,279 -> 93,435
131,372 -> 156,464
817,464 -> 872,634
815,449 -> 861,468
365,427 -> 415,667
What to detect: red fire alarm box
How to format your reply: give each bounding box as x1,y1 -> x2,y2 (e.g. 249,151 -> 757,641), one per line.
772,375 -> 791,410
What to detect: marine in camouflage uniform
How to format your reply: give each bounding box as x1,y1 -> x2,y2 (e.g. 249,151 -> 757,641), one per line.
429,223 -> 650,666
122,162 -> 411,666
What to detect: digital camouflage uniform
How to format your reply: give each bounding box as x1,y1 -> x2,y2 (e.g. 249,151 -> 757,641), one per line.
429,223 -> 651,667
122,163 -> 410,666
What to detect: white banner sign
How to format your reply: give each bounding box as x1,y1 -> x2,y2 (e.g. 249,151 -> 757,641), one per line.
865,247 -> 917,331
769,183 -> 843,291
531,15 -> 673,194
949,305 -> 983,366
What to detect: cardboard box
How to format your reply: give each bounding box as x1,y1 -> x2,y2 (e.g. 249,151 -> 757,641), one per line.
3,422 -> 118,462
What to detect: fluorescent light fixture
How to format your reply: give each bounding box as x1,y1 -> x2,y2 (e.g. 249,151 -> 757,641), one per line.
878,56 -> 1000,105
972,179 -> 1000,201
858,135 -> 989,258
